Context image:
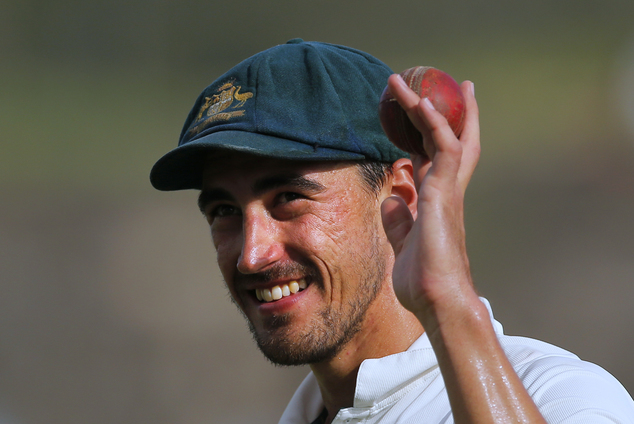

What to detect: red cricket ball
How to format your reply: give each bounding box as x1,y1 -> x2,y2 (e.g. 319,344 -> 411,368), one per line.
379,66 -> 466,157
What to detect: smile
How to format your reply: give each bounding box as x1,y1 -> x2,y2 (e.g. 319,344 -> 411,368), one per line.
255,278 -> 308,303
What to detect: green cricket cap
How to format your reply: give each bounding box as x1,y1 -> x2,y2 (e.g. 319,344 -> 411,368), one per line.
150,38 -> 408,191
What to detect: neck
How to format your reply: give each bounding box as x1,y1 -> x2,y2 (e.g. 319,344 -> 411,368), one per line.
309,289 -> 424,422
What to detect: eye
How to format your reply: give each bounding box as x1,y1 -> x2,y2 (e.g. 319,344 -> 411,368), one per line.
277,192 -> 304,204
206,204 -> 241,221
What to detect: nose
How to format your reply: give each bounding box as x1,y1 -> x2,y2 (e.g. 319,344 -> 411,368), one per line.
236,208 -> 284,274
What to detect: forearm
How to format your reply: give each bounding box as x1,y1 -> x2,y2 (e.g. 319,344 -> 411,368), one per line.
418,290 -> 546,424
384,75 -> 546,422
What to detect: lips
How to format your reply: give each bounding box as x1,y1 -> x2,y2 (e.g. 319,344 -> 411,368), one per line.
254,278 -> 308,303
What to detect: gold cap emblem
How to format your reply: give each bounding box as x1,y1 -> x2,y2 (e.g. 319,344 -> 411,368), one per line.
188,80 -> 253,136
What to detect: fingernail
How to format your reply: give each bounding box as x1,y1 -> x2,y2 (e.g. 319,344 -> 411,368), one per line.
423,97 -> 436,111
470,81 -> 475,96
395,74 -> 408,88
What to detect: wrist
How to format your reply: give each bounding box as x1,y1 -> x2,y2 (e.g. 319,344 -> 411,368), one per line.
414,286 -> 488,339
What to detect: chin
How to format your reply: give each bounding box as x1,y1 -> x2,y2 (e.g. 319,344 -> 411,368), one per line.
256,337 -> 343,366
248,310 -> 363,366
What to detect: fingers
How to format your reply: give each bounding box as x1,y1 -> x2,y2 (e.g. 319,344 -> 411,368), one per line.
456,81 -> 481,192
386,74 -> 428,136
381,196 -> 414,256
387,73 -> 461,193
386,74 -> 481,194
415,95 -> 463,188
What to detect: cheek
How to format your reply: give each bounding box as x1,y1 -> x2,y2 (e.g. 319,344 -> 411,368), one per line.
300,206 -> 375,260
211,227 -> 242,277
213,239 -> 245,307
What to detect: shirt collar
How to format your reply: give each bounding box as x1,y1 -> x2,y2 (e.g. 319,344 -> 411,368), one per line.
279,298 -> 501,423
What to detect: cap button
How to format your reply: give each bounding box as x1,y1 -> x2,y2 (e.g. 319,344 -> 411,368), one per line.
286,38 -> 304,44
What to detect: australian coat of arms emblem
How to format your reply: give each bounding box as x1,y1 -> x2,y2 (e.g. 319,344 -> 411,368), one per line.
188,80 -> 254,136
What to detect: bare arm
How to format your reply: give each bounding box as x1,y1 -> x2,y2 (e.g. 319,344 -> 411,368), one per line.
381,74 -> 546,423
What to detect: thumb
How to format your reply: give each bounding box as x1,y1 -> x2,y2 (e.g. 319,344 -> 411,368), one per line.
381,196 -> 414,256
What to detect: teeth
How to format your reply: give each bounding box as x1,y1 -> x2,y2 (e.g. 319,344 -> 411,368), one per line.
262,289 -> 273,302
255,279 -> 307,303
289,281 -> 299,294
271,286 -> 282,300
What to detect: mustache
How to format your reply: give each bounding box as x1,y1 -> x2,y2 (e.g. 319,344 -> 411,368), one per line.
233,261 -> 320,286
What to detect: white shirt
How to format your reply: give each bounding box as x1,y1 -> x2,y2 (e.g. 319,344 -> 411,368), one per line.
279,299 -> 634,424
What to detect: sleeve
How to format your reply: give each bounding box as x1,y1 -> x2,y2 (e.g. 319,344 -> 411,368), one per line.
516,354 -> 634,424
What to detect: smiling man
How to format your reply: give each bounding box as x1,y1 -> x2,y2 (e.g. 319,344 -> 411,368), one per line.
150,39 -> 634,423
200,157 -> 408,370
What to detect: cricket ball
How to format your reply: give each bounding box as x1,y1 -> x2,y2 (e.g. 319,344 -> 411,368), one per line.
379,66 -> 466,157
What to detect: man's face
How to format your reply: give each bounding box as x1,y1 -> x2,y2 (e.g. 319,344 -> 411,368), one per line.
199,155 -> 393,365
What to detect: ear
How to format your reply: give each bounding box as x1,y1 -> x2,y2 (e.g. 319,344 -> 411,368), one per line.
387,158 -> 418,220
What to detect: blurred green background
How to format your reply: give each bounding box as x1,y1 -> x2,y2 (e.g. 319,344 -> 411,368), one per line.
2,1 -> 634,423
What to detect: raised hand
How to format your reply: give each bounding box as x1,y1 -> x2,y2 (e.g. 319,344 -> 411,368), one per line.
381,75 -> 480,322
380,74 -> 546,423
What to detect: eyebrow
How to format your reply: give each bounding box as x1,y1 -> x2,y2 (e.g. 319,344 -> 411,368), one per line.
252,173 -> 326,197
198,173 -> 326,213
198,188 -> 233,213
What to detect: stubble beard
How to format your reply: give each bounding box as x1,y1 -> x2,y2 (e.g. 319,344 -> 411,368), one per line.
232,232 -> 387,366
252,269 -> 383,366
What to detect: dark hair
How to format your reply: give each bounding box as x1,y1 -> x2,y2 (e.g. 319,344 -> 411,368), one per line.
356,160 -> 393,196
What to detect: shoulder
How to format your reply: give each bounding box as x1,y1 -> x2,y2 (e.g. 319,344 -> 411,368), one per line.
500,334 -> 634,423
